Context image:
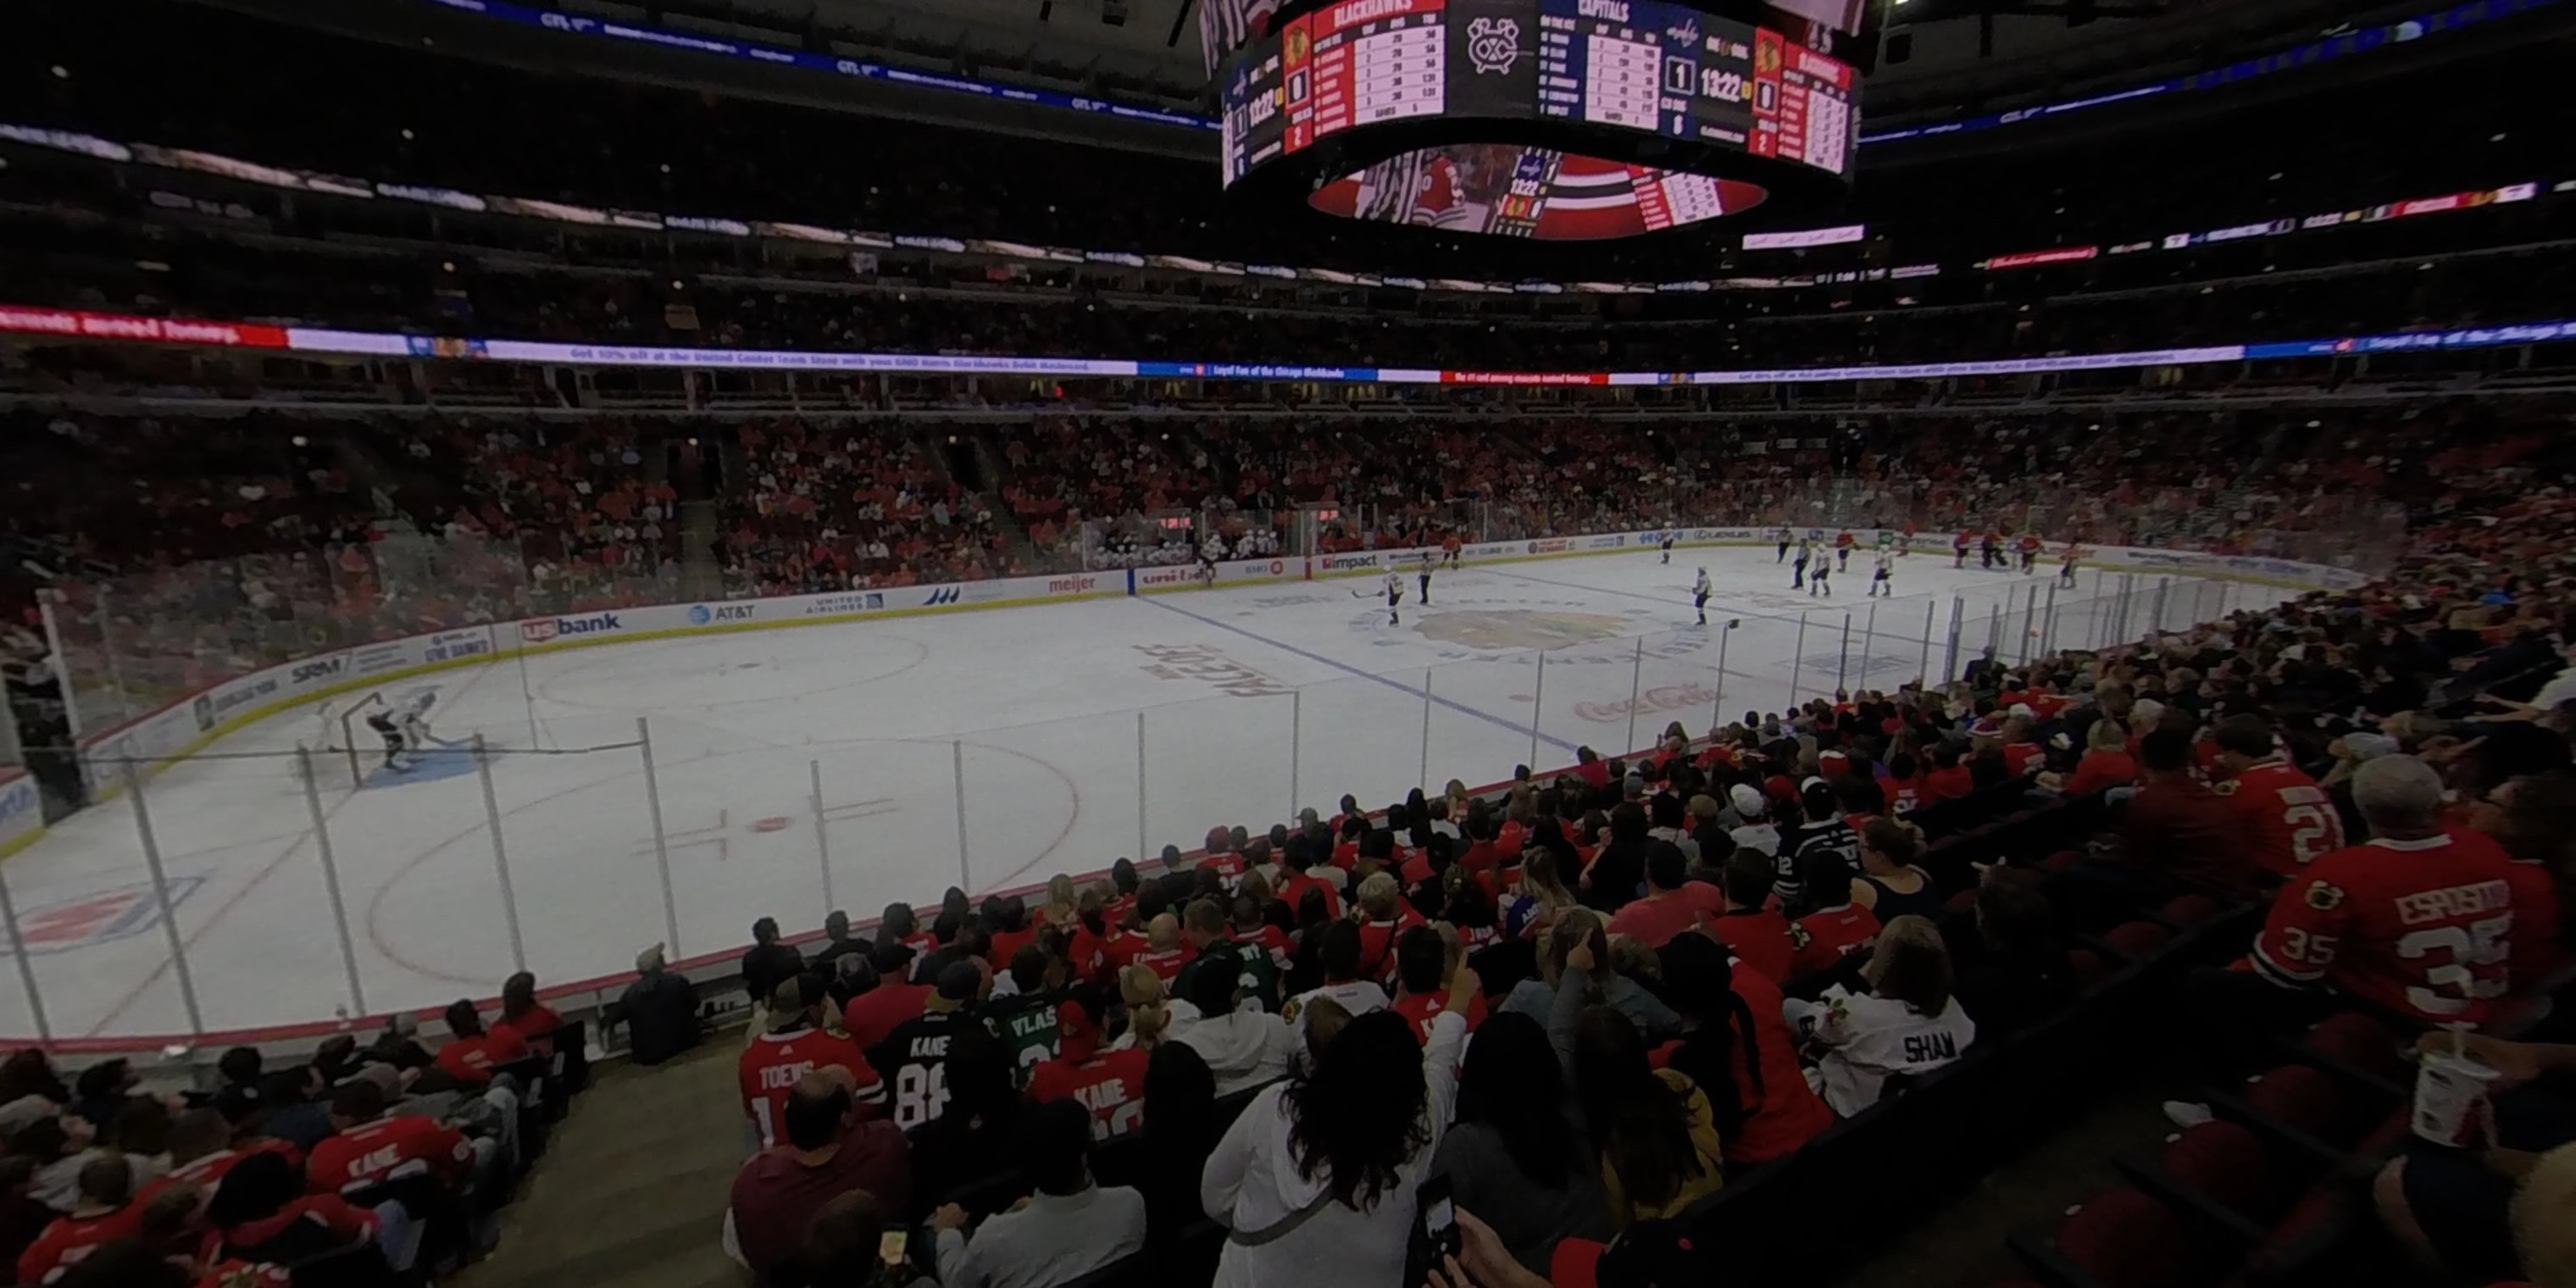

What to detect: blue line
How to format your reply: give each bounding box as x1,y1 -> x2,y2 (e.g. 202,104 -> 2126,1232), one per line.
1141,597 -> 1580,755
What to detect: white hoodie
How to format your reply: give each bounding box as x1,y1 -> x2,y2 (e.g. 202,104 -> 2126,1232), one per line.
1175,1005 -> 1300,1096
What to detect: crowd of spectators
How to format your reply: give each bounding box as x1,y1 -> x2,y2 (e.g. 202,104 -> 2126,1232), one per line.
0,974 -> 587,1285
688,467 -> 2576,1286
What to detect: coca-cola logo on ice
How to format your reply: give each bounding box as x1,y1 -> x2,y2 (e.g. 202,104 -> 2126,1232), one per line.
1574,683 -> 1724,724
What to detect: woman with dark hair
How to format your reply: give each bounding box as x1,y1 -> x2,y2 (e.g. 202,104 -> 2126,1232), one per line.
1426,1012 -> 1607,1274
1202,969 -> 1475,1285
1569,1003 -> 1724,1228
1849,818 -> 1945,924
204,1149 -> 376,1264
1124,1041 -> 1221,1241
1657,935 -> 1831,1165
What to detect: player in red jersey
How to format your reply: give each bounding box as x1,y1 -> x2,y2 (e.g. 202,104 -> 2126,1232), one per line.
740,980 -> 886,1149
1833,529 -> 1857,571
304,1080 -> 478,1193
2016,530 -> 2044,574
1026,997 -> 1150,1141
2250,758 -> 2527,1024
1953,529 -> 1974,569
2209,715 -> 2346,877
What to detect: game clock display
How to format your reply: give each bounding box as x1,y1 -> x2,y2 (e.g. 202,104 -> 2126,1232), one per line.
1219,0 -> 1857,237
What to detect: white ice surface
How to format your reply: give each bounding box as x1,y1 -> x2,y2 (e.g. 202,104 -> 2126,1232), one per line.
0,548 -> 2273,1040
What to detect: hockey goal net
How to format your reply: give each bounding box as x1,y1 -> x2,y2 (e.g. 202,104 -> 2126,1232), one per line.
313,691 -> 383,788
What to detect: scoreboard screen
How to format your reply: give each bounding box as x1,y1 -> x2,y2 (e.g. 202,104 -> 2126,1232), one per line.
1221,0 -> 1858,236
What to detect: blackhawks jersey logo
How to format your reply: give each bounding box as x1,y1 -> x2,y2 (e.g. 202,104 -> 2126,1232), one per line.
2304,880 -> 2346,912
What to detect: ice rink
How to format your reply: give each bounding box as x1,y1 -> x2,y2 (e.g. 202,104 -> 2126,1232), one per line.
0,545 -> 2276,1041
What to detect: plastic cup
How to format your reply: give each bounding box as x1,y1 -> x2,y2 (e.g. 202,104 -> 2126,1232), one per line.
2413,1048 -> 2501,1147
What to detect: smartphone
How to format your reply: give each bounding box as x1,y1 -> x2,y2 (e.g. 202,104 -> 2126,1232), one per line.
879,1230 -> 909,1266
1418,1176 -> 1460,1261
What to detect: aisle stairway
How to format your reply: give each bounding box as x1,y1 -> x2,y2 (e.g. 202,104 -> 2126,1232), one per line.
452,1041 -> 745,1288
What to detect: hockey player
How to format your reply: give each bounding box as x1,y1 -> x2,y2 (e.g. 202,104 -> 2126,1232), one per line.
1809,557 -> 1832,597
1196,549 -> 1219,588
1417,552 -> 1435,605
1384,569 -> 1405,626
2059,541 -> 2082,586
1870,549 -> 1893,597
1952,529 -> 1973,569
1441,533 -> 1463,569
1692,568 -> 1713,626
365,704 -> 407,772
366,691 -> 436,772
1979,529 -> 2002,570
1835,529 -> 1857,572
1774,525 -> 1794,563
2017,531 -> 2043,575
1660,533 -> 1675,564
1791,539 -> 1812,589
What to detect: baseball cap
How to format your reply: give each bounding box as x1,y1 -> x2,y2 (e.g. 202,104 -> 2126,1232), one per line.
1728,784 -> 1766,819
1055,997 -> 1102,1061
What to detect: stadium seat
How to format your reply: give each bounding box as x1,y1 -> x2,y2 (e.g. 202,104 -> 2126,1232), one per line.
2027,1188 -> 2202,1288
2101,922 -> 2172,960
2155,1121 -> 2278,1216
2240,1063 -> 2346,1140
2157,894 -> 2219,927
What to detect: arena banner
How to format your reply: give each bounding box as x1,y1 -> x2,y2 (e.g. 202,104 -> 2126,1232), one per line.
349,625 -> 498,678
1131,557 -> 1296,595
7,299 -> 2573,389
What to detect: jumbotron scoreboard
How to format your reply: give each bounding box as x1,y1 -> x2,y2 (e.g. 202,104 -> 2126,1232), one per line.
1216,0 -> 1859,238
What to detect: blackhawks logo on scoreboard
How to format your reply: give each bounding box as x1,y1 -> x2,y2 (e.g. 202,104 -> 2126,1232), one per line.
1468,18 -> 1522,74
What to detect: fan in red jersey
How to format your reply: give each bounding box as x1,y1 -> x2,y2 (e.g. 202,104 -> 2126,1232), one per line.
303,1079 -> 478,1195
2250,756 -> 2527,1024
740,980 -> 886,1149
2209,714 -> 2346,876
1026,996 -> 1150,1141
1388,925 -> 1485,1046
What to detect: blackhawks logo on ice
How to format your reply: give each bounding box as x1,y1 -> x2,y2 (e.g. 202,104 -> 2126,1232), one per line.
1419,610 -> 1629,652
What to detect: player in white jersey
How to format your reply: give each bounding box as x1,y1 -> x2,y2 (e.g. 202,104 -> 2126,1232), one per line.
1384,569 -> 1405,625
1791,540 -> 1812,589
1692,568 -> 1713,625
1808,556 -> 1832,597
1869,550 -> 1893,597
